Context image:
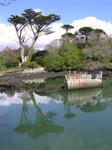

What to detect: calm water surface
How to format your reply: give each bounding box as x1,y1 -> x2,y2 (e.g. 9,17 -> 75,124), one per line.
0,77 -> 112,150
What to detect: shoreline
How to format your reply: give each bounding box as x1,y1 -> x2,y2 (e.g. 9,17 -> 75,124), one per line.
0,69 -> 112,89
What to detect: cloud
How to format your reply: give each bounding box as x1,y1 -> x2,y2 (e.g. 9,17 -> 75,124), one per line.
71,16 -> 112,35
0,23 -> 18,50
0,92 -> 61,107
36,22 -> 64,49
34,8 -> 42,12
0,16 -> 112,51
34,8 -> 44,15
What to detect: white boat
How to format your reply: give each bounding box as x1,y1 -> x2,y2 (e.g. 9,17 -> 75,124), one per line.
65,71 -> 102,90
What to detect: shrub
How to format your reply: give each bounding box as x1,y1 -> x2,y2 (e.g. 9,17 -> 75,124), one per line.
0,50 -> 20,69
21,61 -> 39,69
59,43 -> 84,70
43,54 -> 65,71
5,59 -> 19,68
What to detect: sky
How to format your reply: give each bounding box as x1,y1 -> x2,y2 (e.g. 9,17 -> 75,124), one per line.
0,0 -> 112,50
0,0 -> 112,23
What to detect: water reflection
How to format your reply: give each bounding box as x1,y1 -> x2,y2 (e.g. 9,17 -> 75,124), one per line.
46,87 -> 112,113
66,88 -> 107,113
1,77 -> 112,149
0,85 -> 112,140
15,91 -> 64,139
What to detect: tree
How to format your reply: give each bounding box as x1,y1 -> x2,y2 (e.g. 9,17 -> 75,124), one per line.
62,32 -> 74,43
61,24 -> 74,43
8,15 -> 27,63
94,28 -> 106,42
61,24 -> 74,33
86,28 -> 107,47
8,9 -> 60,63
22,9 -> 60,62
79,27 -> 94,42
73,31 -> 86,48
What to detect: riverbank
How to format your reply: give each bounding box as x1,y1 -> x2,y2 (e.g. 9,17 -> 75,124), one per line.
0,69 -> 65,88
0,68 -> 112,90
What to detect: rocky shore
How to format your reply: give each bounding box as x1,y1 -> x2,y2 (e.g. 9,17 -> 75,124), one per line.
0,69 -> 65,87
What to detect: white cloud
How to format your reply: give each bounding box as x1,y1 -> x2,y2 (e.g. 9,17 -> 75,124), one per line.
0,16 -> 112,51
34,8 -> 44,15
0,23 -> 18,50
0,92 -> 61,107
71,16 -> 112,35
36,22 -> 64,49
34,8 -> 42,13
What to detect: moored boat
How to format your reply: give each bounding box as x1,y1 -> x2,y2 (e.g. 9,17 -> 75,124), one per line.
65,71 -> 102,90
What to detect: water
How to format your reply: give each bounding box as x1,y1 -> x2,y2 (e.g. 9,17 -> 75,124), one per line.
0,77 -> 112,150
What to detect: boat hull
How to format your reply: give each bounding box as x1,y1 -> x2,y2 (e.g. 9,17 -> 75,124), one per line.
65,75 -> 102,90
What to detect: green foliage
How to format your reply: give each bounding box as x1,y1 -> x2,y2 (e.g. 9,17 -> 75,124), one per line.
39,43 -> 84,71
59,43 -> 84,70
34,55 -> 45,67
78,27 -> 94,43
21,61 -> 39,69
8,15 -> 26,25
31,51 -> 48,67
94,28 -> 106,35
8,9 -> 60,63
0,50 -> 20,69
62,33 -> 74,38
43,54 -> 65,71
61,24 -> 74,33
79,27 -> 94,35
5,59 -> 19,68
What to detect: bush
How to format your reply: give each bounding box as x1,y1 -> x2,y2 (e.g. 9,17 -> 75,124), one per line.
21,61 -> 39,69
0,50 -> 20,69
43,54 -> 65,71
5,59 -> 19,68
59,43 -> 84,70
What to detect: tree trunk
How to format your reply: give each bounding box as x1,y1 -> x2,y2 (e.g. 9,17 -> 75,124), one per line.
21,46 -> 26,63
27,42 -> 35,62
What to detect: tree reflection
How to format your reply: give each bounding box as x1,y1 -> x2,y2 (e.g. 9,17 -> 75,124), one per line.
15,91 -> 64,139
77,99 -> 107,113
63,91 -> 76,119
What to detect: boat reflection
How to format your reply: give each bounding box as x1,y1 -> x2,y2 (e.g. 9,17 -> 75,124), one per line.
46,87 -> 109,113
64,88 -> 108,113
66,88 -> 102,105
